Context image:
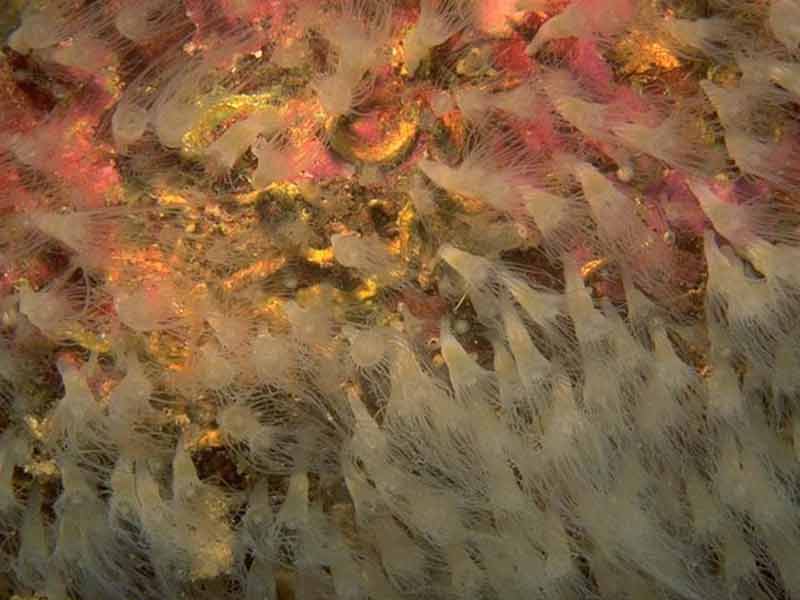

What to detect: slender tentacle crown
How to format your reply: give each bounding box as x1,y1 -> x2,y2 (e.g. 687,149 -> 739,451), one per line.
2,0 -> 800,599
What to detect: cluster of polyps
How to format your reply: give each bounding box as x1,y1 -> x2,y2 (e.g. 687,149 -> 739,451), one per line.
3,0 -> 800,599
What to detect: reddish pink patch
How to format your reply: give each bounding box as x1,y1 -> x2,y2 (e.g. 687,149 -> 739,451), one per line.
299,139 -> 352,181
51,117 -> 121,209
493,35 -> 535,77
392,3 -> 419,29
0,168 -> 38,216
350,112 -> 384,145
56,352 -> 84,374
24,258 -> 61,290
732,178 -> 771,203
568,39 -> 614,97
186,0 -> 242,36
0,269 -> 16,298
366,67 -> 403,106
645,172 -> 707,236
571,244 -> 598,266
0,71 -> 45,133
518,10 -> 550,30
475,0 -> 524,34
518,112 -> 561,154
398,288 -> 449,322
224,0 -> 286,25
609,86 -> 653,124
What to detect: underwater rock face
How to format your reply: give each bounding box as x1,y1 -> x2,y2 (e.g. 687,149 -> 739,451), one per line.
2,0 -> 800,599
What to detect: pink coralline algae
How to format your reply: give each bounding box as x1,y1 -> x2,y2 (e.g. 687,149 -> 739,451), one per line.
2,1 -> 800,600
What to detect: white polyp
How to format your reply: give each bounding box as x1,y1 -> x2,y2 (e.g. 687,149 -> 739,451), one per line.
9,12 -> 63,53
493,83 -> 538,119
404,27 -> 428,74
0,433 -> 26,513
439,318 -> 493,406
722,529 -> 756,589
206,312 -> 250,353
252,137 -> 295,188
418,158 -> 459,195
387,345 -> 443,420
699,79 -> 749,128
115,0 -> 172,42
564,256 -> 612,348
108,353 -> 153,423
662,16 -> 734,57
194,342 -> 237,390
272,37 -> 309,69
346,387 -> 386,464
573,161 -> 634,241
429,90 -> 455,117
453,318 -> 470,334
16,485 -> 49,585
245,558 -> 277,600
404,484 -> 463,543
685,467 -> 721,537
613,120 -> 684,170
761,57 -> 800,97
331,233 -> 394,276
218,403 -> 264,443
616,164 -> 634,182
405,0 -> 470,72
346,327 -> 387,369
205,108 -> 283,174
501,301 -> 549,390
243,480 -> 273,533
438,244 -> 492,289
153,83 -> 202,149
543,510 -> 574,581
704,231 -> 771,328
29,212 -> 89,254
723,127 -> 764,170
48,35 -> 111,73
314,71 -> 358,118
519,185 -> 570,238
172,442 -> 201,504
112,103 -> 149,150
51,362 -> 101,438
526,9 -> 575,54
688,179 -> 748,245
409,174 -> 438,215
109,455 -> 137,519
59,459 -> 95,502
18,282 -> 68,335
793,413 -> 800,462
328,0 -> 391,72
277,471 -> 309,527
285,301 -> 334,348
446,543 -> 483,597
251,331 -> 293,382
453,86 -> 489,121
502,272 -> 564,330
114,287 -> 178,332
769,0 -> 800,51
530,0 -> 632,54
706,359 -> 745,422
376,515 -> 427,586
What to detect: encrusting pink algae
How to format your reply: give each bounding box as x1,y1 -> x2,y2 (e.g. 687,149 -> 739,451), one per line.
2,0 -> 800,599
